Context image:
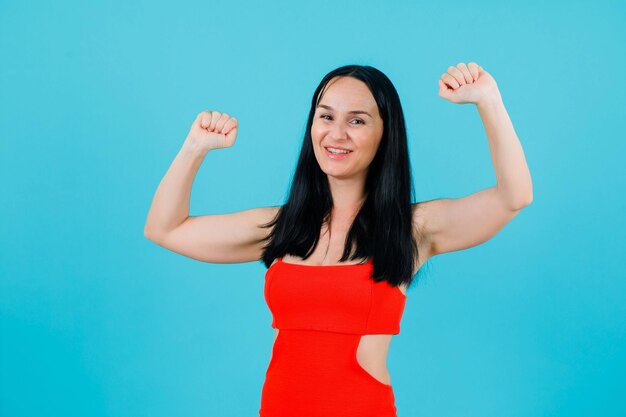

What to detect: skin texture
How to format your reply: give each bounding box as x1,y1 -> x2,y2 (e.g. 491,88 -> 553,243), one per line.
310,76 -> 384,213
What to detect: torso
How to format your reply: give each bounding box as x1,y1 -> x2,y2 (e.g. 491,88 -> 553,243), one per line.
267,209 -> 431,386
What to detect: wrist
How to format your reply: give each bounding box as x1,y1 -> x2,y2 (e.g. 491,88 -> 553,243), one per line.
476,90 -> 503,110
182,136 -> 211,157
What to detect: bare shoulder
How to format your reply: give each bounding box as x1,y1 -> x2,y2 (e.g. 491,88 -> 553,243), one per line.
235,205 -> 282,234
147,205 -> 282,264
249,205 -> 282,224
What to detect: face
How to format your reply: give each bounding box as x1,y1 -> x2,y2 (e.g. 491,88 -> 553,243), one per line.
311,76 -> 384,181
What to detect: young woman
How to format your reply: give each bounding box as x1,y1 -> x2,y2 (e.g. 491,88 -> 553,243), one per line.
144,62 -> 533,417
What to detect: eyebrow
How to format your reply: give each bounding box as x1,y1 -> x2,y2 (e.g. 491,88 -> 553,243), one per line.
316,104 -> 373,118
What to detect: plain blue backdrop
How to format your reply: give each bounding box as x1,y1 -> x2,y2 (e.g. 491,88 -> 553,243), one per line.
1,1 -> 624,416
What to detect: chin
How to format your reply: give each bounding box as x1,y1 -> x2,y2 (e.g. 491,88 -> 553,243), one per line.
324,168 -> 355,180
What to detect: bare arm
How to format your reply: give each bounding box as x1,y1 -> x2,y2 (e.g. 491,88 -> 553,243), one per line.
144,111 -> 279,263
414,187 -> 524,257
143,140 -> 208,237
417,63 -> 533,257
151,206 -> 280,263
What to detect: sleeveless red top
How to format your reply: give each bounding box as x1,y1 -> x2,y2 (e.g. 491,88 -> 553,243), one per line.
264,257 -> 407,335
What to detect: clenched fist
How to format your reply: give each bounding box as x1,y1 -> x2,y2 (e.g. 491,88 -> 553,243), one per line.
185,110 -> 238,152
438,62 -> 500,105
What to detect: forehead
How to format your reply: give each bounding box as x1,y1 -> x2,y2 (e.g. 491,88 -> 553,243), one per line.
317,76 -> 377,111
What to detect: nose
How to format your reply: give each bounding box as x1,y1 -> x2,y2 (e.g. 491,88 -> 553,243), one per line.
329,121 -> 349,141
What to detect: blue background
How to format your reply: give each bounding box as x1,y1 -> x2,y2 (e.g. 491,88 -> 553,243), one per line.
1,1 -> 624,416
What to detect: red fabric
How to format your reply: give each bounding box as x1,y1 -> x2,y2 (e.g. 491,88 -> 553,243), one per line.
259,257 -> 407,417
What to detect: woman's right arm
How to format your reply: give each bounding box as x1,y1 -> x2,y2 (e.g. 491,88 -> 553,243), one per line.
143,111 -> 279,264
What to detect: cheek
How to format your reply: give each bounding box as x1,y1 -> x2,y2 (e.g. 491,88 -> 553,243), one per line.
361,137 -> 382,163
310,124 -> 325,141
361,131 -> 382,152
373,137 -> 383,154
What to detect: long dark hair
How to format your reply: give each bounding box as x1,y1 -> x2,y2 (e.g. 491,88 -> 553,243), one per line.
260,64 -> 427,289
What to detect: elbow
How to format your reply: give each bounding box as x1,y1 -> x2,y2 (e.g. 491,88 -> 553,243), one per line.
496,183 -> 533,210
144,225 -> 162,243
526,192 -> 533,206
523,187 -> 534,206
144,218 -> 186,243
144,229 -> 155,242
513,191 -> 533,210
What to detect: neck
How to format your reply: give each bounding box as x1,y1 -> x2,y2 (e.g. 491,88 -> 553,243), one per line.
327,175 -> 367,214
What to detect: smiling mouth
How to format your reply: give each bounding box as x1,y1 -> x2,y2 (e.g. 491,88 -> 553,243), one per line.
324,147 -> 353,154
324,147 -> 353,160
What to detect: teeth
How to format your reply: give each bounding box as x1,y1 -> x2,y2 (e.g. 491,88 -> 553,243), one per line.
326,147 -> 350,154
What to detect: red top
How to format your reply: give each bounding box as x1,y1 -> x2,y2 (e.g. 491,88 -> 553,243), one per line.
264,257 -> 407,335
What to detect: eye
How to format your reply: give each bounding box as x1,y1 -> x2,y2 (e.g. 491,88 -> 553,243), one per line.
318,114 -> 363,125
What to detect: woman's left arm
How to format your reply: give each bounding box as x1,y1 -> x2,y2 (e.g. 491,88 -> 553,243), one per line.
476,89 -> 533,209
416,62 -> 533,258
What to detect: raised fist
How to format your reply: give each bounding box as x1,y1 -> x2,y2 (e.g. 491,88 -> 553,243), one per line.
438,62 -> 499,105
186,110 -> 238,151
